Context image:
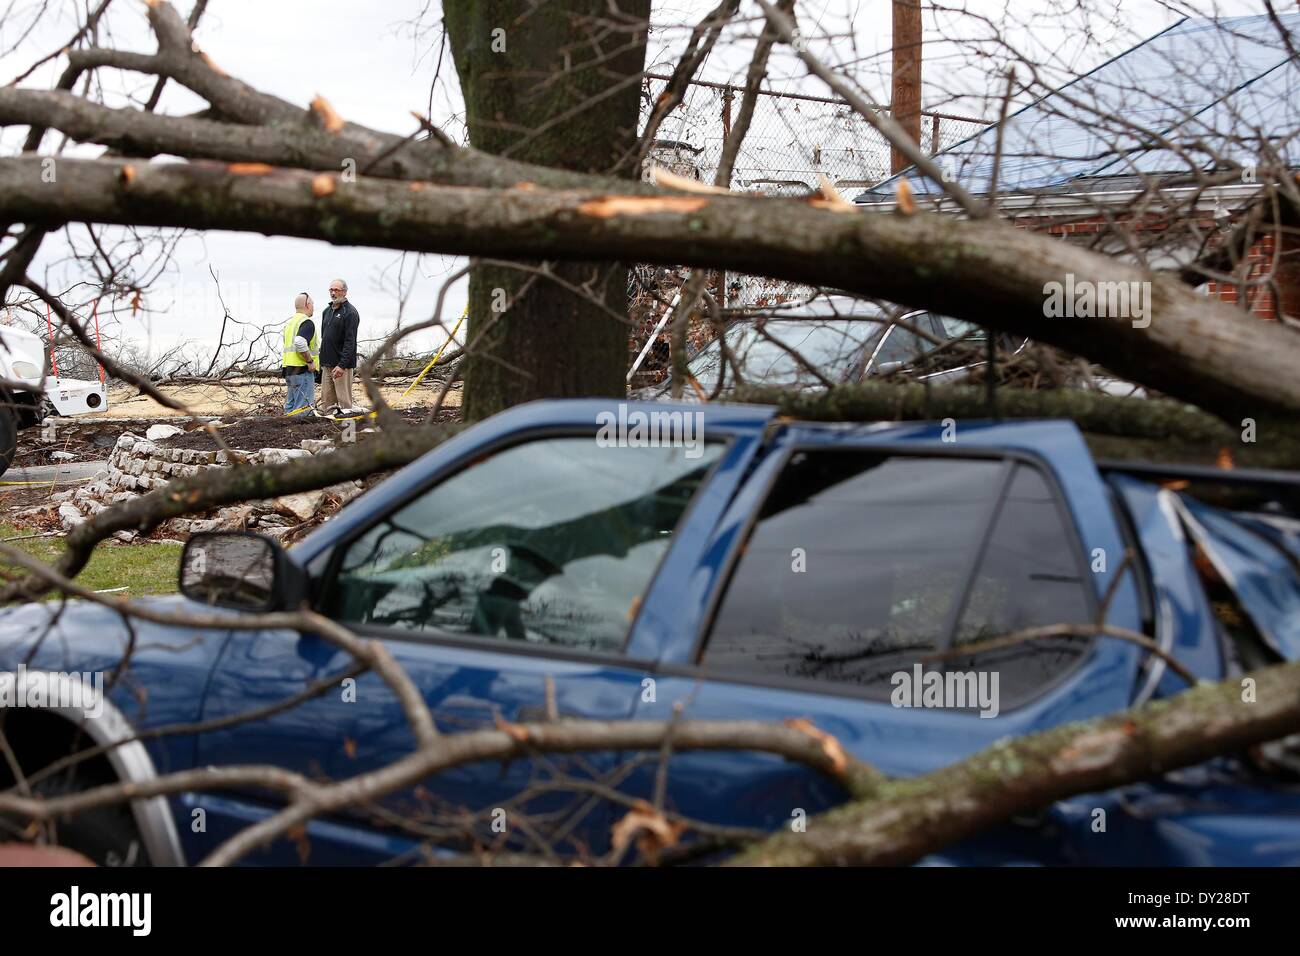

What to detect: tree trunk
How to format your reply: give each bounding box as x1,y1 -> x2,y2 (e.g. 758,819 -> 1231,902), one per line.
444,0 -> 651,420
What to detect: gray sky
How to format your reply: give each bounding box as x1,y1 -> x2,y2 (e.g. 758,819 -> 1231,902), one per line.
0,0 -> 1257,366
4,0 -> 473,365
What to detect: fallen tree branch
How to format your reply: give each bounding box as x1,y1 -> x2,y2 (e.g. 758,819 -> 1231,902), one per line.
731,382 -> 1300,468
2,155 -> 1298,422
0,545 -> 439,752
731,658 -> 1300,866
41,1 -> 661,197
922,622 -> 1199,687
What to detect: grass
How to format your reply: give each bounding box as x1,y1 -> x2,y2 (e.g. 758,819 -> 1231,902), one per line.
0,523 -> 182,598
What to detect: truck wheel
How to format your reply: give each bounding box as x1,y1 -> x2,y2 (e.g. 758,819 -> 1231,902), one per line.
17,770 -> 152,868
0,714 -> 153,867
0,405 -> 16,480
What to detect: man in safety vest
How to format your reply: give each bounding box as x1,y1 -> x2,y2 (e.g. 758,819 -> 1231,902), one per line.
282,293 -> 319,414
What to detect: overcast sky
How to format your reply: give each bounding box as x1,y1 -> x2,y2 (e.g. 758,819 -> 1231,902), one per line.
0,0 -> 1261,366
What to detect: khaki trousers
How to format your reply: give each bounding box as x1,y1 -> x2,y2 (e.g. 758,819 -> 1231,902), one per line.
319,365 -> 354,411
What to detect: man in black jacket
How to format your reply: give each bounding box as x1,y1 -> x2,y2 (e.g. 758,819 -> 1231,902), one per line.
319,277 -> 361,415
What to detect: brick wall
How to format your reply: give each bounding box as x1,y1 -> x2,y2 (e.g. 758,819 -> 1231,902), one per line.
1203,231 -> 1280,319
1012,210 -> 1297,322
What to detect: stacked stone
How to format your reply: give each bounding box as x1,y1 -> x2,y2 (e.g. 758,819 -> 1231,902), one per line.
32,432 -> 364,538
101,435 -> 220,497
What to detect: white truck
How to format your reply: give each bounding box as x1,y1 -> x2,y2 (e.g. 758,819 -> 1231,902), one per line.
0,325 -> 108,478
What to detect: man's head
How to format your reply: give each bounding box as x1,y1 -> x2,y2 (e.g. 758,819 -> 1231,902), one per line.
328,279 -> 347,306
295,292 -> 314,316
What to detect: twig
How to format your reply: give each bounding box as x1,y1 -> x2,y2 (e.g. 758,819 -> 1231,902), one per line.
922,621 -> 1198,687
753,0 -> 987,218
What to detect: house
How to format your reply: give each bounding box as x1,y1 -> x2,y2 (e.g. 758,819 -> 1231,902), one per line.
855,13 -> 1300,322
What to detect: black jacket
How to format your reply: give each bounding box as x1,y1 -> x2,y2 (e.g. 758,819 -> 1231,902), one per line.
320,300 -> 360,368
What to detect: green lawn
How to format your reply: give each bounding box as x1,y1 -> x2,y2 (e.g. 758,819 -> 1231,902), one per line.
0,523 -> 182,598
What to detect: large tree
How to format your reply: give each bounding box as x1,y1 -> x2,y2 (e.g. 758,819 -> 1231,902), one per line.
444,0 -> 651,419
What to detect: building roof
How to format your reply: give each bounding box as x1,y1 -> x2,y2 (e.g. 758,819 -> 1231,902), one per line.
856,12 -> 1300,204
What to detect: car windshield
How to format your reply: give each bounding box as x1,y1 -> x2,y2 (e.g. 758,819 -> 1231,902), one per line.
933,316 -> 986,342
686,318 -> 890,389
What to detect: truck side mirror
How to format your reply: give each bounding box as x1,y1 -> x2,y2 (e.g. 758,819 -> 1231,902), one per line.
179,531 -> 308,613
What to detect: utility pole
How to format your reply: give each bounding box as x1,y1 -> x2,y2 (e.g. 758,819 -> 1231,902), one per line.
891,0 -> 922,173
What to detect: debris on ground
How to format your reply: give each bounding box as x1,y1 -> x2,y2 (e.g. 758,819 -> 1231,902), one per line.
5,400 -> 461,543
19,432 -> 366,543
161,415 -> 342,451
10,416 -> 215,469
145,423 -> 186,441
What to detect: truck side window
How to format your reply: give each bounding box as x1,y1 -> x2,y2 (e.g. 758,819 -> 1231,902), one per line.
945,464 -> 1091,700
701,452 -> 1093,704
702,453 -> 1002,694
325,437 -> 723,653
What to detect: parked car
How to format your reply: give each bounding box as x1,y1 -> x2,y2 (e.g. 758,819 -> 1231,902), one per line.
636,294 -> 1023,399
1,399 -> 1298,866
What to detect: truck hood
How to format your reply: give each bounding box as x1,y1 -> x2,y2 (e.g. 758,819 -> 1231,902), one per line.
1112,474 -> 1300,663
1174,495 -> 1300,660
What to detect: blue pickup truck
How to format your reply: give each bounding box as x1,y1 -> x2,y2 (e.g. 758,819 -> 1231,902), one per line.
1,399 -> 1298,866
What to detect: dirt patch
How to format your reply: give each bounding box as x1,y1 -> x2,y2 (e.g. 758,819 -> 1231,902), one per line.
12,415 -> 215,467
13,427 -> 110,468
0,484 -> 65,513
158,404 -> 459,452
161,415 -> 343,451
106,378 -> 463,418
398,405 -> 462,426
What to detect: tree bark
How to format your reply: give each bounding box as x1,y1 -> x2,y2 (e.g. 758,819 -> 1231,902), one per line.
443,0 -> 651,420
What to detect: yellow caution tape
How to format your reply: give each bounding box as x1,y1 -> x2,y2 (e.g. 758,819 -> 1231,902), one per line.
402,307 -> 467,398
0,476 -> 94,486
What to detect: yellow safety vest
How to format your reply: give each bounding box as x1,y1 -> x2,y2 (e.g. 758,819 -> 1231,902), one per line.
282,312 -> 319,368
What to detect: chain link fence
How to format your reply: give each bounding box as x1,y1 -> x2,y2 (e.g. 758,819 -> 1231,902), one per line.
640,73 -> 987,198
628,76 -> 989,386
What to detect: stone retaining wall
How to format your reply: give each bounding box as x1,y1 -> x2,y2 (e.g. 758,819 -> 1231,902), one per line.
31,434 -> 361,541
